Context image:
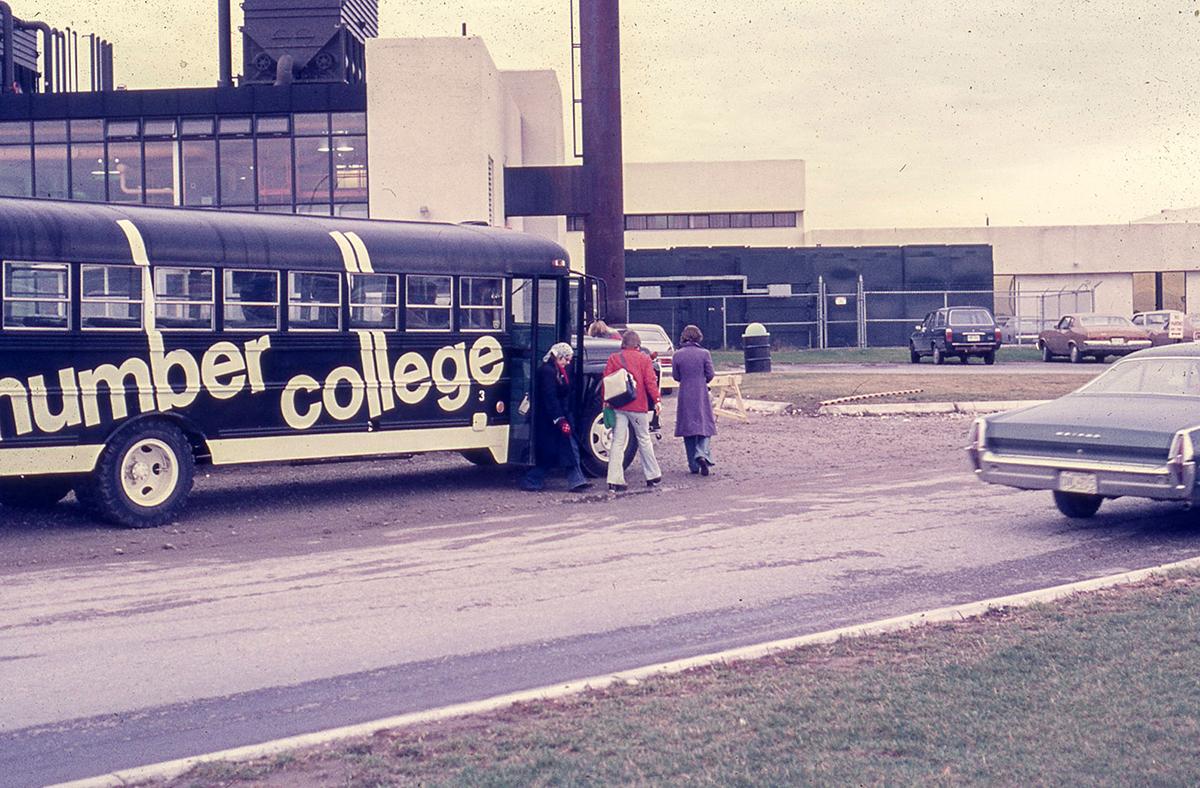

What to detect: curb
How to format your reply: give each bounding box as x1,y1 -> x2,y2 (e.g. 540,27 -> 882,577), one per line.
57,554 -> 1200,788
819,399 -> 1048,417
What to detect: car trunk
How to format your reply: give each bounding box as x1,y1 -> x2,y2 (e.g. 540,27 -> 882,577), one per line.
987,395 -> 1187,463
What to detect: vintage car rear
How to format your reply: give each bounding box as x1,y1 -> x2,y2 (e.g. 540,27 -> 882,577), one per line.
967,345 -> 1200,517
1076,314 -> 1153,357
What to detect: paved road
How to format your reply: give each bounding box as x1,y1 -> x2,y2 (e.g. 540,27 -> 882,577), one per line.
1,416 -> 1198,786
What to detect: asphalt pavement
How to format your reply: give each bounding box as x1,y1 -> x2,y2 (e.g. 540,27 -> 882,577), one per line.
2,414 -> 1199,786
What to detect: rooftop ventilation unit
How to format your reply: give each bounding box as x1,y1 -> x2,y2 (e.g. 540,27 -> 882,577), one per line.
241,0 -> 378,86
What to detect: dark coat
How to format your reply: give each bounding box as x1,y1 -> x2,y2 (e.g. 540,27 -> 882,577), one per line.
533,359 -> 578,468
672,341 -> 716,437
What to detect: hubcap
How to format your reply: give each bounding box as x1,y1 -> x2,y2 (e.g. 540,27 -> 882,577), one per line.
120,438 -> 179,508
589,413 -> 613,462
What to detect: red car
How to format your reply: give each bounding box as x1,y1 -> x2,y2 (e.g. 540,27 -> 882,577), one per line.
1038,313 -> 1152,363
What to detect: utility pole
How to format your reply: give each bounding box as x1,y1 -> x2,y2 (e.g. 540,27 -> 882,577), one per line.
578,0 -> 626,322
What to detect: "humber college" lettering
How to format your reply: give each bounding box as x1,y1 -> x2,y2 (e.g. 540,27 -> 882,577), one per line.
0,333 -> 506,441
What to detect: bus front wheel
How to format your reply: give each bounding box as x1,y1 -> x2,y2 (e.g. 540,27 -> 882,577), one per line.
84,421 -> 196,529
579,406 -> 638,478
0,477 -> 73,509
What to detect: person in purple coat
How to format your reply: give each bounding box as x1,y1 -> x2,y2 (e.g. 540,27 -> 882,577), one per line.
671,325 -> 717,475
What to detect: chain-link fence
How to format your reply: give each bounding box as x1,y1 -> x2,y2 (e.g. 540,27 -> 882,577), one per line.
627,278 -> 1096,349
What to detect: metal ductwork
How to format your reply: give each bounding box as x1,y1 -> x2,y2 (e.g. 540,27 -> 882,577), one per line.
14,19 -> 50,92
241,0 -> 377,85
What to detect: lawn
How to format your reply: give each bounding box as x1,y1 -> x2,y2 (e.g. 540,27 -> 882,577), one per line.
711,345 -> 1044,368
735,371 -> 1087,413
170,572 -> 1200,786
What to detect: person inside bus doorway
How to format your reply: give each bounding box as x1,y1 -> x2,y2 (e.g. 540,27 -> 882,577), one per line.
605,330 -> 663,492
521,342 -> 592,493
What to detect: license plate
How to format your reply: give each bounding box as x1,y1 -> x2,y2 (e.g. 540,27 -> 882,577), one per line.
1058,471 -> 1098,495
966,333 -> 982,342
1110,337 -> 1125,345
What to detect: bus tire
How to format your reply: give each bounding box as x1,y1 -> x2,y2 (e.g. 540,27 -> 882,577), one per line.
578,404 -> 637,478
460,449 -> 499,466
84,421 -> 195,529
0,477 -> 73,509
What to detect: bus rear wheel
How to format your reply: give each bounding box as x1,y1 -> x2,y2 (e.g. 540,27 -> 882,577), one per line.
0,477 -> 73,509
83,421 -> 195,529
579,405 -> 637,478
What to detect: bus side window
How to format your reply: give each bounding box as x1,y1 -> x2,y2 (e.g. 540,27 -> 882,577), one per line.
406,274 -> 452,331
460,276 -> 504,332
81,264 -> 143,330
224,269 -> 279,331
2,261 -> 70,330
511,278 -> 533,327
289,271 -> 342,331
349,273 -> 398,330
155,267 -> 214,330
537,279 -> 557,328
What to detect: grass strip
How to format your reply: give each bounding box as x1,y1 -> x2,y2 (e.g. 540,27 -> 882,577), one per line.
736,372 -> 1084,413
170,573 -> 1200,787
711,346 -> 1045,368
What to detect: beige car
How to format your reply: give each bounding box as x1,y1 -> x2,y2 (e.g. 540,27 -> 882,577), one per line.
1038,313 -> 1152,363
1131,310 -> 1200,346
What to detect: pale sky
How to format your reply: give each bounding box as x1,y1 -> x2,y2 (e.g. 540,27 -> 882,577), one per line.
36,0 -> 1200,229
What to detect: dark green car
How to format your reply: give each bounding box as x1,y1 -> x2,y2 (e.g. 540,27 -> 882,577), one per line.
968,344 -> 1200,518
910,306 -> 1001,365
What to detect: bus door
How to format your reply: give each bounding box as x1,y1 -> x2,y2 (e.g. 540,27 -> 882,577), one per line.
507,276 -> 564,465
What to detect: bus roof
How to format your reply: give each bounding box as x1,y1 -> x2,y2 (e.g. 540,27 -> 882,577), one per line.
0,197 -> 570,276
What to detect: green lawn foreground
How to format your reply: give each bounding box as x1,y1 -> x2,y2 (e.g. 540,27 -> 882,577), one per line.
711,346 -> 1044,368
170,572 -> 1200,787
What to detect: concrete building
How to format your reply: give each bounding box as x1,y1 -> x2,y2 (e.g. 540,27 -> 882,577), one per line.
563,160 -> 806,264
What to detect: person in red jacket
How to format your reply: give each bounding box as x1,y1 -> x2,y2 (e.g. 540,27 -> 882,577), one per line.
604,330 -> 662,491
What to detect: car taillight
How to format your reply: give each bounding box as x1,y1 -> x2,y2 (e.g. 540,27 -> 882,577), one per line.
1168,431 -> 1195,486
945,328 -> 954,343
966,418 -> 987,471
994,328 -> 1002,343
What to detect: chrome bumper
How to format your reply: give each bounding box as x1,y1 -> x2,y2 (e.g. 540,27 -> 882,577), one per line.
974,450 -> 1197,501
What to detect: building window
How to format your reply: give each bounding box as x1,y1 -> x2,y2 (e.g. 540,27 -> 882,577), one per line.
567,215 -> 586,232
81,264 -> 143,330
689,214 -> 710,229
33,120 -> 67,143
182,140 -> 217,207
709,213 -> 730,229
69,119 -> 103,142
155,267 -> 214,330
625,215 -> 647,231
331,112 -> 366,136
224,269 -> 279,331
144,141 -> 179,206
295,135 -> 332,206
181,117 -> 214,137
406,274 -> 452,331
667,214 -> 689,230
256,137 -> 293,206
106,120 -> 140,139
646,214 -> 669,230
773,212 -> 797,227
107,141 -> 143,204
0,145 -> 31,197
218,117 -> 252,136
751,213 -> 773,228
349,273 -> 398,330
460,276 -> 504,331
219,138 -> 255,206
3,262 -> 69,330
0,121 -> 30,144
730,213 -> 753,228
34,144 -> 68,199
333,135 -> 367,203
293,112 -> 330,136
70,143 -> 107,202
289,271 -> 341,330
255,116 -> 290,135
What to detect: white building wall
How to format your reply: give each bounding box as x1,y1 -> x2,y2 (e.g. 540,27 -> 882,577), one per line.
564,160 -> 805,264
501,69 -> 567,246
366,37 -> 525,230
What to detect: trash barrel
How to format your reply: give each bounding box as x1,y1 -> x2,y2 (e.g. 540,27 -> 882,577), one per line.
743,322 -> 772,373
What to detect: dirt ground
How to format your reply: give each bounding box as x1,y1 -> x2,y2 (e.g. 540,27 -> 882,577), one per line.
0,405 -> 973,575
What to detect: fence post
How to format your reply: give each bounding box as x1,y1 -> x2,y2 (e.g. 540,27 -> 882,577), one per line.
721,297 -> 728,349
857,274 -> 866,348
818,276 -> 828,349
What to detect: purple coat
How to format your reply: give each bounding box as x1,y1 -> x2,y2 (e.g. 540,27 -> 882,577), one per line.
671,342 -> 716,437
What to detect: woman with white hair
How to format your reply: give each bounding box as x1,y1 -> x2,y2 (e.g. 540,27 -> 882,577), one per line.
520,342 -> 592,493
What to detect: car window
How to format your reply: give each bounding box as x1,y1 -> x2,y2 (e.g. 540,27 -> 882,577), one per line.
934,312 -> 946,328
1081,358 -> 1200,397
1146,313 -> 1169,327
1132,315 -> 1144,326
1079,315 -> 1133,328
948,308 -> 992,326
1058,317 -> 1071,330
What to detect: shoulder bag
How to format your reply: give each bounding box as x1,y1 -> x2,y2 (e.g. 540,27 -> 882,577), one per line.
602,351 -> 638,408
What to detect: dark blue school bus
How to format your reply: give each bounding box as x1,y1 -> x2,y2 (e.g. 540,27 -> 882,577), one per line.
0,198 -> 619,527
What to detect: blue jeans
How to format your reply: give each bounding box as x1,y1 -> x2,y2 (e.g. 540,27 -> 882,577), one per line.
522,433 -> 587,491
683,435 -> 713,472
